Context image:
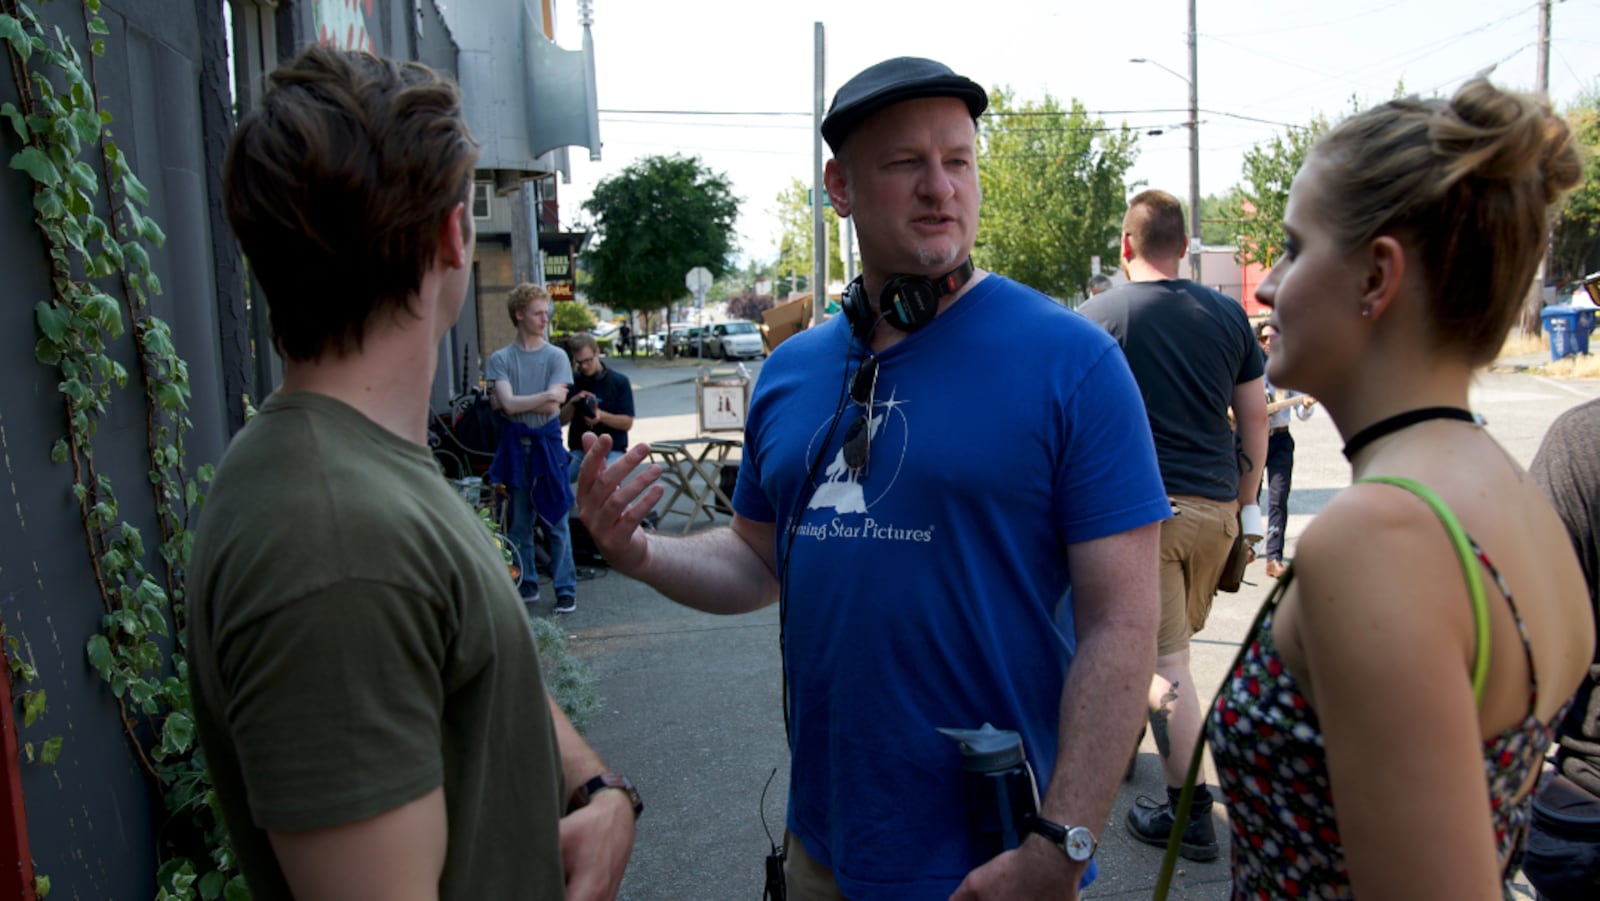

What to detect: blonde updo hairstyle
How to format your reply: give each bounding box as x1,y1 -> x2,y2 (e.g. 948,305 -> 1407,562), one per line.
1307,80 -> 1582,366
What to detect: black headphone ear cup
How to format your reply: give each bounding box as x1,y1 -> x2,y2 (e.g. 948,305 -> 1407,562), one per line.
842,277 -> 872,339
880,276 -> 940,333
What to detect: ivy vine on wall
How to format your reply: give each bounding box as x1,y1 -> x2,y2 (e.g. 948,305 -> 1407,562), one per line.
1,0 -> 242,898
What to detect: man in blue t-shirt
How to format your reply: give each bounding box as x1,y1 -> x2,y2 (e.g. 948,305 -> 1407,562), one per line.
574,57 -> 1169,901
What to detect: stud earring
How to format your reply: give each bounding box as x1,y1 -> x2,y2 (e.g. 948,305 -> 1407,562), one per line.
1360,306 -> 1373,318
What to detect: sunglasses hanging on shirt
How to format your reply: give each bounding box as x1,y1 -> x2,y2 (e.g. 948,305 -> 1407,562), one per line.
842,356 -> 879,475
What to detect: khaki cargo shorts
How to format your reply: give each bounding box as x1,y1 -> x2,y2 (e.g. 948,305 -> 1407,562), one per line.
1156,495 -> 1239,656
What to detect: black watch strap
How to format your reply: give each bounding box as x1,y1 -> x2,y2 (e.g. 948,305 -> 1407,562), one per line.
1025,814 -> 1067,844
1024,814 -> 1096,862
570,772 -> 643,820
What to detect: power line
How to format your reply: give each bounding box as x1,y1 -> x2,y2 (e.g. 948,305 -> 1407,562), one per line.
1203,0 -> 1413,39
1228,2 -> 1541,110
599,108 -> 808,117
600,106 -> 1200,119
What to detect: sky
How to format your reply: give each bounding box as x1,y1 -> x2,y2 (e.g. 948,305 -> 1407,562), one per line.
551,0 -> 1600,266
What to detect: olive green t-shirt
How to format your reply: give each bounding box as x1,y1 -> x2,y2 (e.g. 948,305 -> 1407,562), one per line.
187,392 -> 564,899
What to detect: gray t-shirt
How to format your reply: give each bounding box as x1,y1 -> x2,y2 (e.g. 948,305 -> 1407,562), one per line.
1530,397 -> 1600,795
1079,279 -> 1263,500
485,342 -> 572,428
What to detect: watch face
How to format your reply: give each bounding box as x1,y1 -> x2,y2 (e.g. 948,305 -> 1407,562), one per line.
1065,826 -> 1096,862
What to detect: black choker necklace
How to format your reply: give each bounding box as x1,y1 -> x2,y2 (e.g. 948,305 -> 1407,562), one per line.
1341,407 -> 1481,461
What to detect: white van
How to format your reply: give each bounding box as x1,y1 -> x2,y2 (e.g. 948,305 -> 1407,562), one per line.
704,320 -> 766,360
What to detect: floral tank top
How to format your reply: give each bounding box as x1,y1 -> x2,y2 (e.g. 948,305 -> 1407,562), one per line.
1207,483 -> 1567,900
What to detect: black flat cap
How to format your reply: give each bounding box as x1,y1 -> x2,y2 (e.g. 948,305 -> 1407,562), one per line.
821,57 -> 987,154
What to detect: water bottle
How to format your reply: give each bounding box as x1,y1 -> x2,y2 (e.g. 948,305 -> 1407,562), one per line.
937,723 -> 1040,859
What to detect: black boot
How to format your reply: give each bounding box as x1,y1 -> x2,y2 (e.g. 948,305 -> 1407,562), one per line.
1125,785 -> 1219,862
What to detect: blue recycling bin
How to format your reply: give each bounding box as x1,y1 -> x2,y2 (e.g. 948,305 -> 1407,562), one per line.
1573,306 -> 1596,355
1542,305 -> 1580,361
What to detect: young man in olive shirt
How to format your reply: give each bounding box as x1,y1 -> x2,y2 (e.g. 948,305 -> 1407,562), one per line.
188,46 -> 637,900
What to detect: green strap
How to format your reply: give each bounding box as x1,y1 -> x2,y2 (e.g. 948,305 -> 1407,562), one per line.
1152,476 -> 1490,899
1359,476 -> 1490,705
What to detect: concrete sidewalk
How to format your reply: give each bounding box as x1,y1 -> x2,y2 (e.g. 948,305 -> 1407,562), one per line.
546,366 -> 1585,899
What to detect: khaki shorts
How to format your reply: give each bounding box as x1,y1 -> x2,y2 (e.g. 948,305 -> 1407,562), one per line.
1156,495 -> 1239,656
784,831 -> 848,901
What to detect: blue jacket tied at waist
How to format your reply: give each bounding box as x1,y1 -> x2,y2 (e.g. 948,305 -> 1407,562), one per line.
488,419 -> 574,525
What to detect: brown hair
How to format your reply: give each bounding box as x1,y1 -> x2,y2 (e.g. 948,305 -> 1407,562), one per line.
223,45 -> 479,361
506,283 -> 551,327
1123,189 -> 1188,263
567,333 -> 599,357
1308,79 -> 1581,365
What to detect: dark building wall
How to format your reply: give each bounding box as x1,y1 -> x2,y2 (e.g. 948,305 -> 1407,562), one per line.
0,0 -> 237,894
1,0 -> 466,893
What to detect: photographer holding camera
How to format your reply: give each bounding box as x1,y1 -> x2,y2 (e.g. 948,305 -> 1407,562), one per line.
563,333 -> 636,482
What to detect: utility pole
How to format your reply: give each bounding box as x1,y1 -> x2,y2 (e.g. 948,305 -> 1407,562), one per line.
1537,0 -> 1551,97
1526,0 -> 1553,329
812,22 -> 827,327
1187,0 -> 1201,285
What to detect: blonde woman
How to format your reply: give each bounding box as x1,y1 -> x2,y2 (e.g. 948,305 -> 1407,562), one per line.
1208,81 -> 1594,898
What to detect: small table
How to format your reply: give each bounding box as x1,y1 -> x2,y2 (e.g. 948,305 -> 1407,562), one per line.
650,437 -> 741,533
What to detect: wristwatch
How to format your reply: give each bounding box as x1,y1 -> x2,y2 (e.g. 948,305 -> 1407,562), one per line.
569,772 -> 644,820
1025,815 -> 1096,863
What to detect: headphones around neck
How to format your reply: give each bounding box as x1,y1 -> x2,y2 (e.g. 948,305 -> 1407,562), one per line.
841,259 -> 975,340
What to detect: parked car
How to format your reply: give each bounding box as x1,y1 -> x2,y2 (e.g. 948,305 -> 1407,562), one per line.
673,326 -> 705,357
704,320 -> 766,360
644,332 -> 667,355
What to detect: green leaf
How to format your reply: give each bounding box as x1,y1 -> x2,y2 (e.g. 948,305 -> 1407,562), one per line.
156,382 -> 184,411
69,106 -> 98,143
39,736 -> 62,764
0,15 -> 31,64
198,871 -> 223,901
1,102 -> 25,140
122,240 -> 149,273
50,439 -> 68,463
22,690 -> 45,727
67,161 -> 96,194
21,694 -> 46,729
87,16 -> 109,36
84,292 -> 124,337
128,680 -> 155,708
86,635 -> 112,675
161,711 -> 194,756
140,216 -> 166,247
121,169 -> 150,206
32,873 -> 48,898
223,876 -> 251,901
33,189 -> 64,220
35,302 -> 68,342
10,146 -> 59,186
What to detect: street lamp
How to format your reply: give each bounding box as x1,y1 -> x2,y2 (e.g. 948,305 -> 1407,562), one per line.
1131,18 -> 1200,283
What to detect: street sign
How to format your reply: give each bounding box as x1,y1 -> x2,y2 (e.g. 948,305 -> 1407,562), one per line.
806,188 -> 832,208
685,266 -> 713,295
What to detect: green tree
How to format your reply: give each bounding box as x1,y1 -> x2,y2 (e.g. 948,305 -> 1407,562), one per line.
1551,86 -> 1600,287
551,301 -> 597,334
774,178 -> 844,288
974,87 -> 1139,299
1223,115 -> 1329,270
581,154 -> 740,320
1200,187 -> 1248,247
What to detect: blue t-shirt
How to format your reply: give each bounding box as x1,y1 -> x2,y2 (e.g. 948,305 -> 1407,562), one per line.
733,275 -> 1169,900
